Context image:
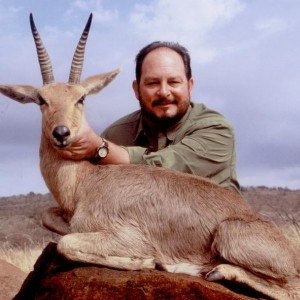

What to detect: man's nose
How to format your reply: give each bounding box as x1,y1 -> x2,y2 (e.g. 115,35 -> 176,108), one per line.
157,83 -> 170,97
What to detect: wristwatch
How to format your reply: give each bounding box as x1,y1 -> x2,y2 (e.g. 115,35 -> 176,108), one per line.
92,138 -> 109,163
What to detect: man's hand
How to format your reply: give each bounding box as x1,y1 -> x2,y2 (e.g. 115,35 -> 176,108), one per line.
56,116 -> 131,164
56,116 -> 102,161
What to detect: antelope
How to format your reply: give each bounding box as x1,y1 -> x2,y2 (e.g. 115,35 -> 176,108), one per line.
1,14 -> 300,300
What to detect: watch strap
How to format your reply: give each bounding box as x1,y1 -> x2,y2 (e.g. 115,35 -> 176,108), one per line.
91,138 -> 109,164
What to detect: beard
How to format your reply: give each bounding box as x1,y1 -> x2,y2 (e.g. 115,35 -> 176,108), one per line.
138,96 -> 190,129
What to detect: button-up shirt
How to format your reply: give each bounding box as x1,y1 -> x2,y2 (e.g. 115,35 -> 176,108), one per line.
102,102 -> 240,193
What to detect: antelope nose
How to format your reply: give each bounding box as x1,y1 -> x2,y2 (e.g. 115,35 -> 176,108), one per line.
52,126 -> 70,144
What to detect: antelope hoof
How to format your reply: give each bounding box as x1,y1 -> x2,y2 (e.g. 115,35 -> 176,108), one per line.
154,259 -> 167,271
205,270 -> 225,281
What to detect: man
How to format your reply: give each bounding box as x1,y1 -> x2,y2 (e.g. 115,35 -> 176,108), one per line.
59,41 -> 240,193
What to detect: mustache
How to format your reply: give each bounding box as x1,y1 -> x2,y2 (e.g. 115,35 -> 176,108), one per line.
152,98 -> 177,107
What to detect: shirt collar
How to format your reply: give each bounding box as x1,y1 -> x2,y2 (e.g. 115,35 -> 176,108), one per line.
133,103 -> 193,143
166,104 -> 192,142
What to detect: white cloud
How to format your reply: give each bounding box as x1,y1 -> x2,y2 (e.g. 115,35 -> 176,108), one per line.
0,4 -> 21,19
129,0 -> 245,63
0,3 -> 22,33
255,18 -> 287,36
65,0 -> 119,23
7,5 -> 21,14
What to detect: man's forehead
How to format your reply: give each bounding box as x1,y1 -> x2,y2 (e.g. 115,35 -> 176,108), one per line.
143,47 -> 183,62
141,48 -> 185,75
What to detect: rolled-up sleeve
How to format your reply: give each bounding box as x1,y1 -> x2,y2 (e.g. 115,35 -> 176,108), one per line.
125,146 -> 148,164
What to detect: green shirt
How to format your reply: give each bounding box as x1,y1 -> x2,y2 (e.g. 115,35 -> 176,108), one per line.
102,102 -> 240,193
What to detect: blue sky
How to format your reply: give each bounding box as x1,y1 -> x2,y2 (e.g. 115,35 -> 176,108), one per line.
0,0 -> 300,196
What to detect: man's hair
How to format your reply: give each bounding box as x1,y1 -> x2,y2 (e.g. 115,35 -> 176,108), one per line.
135,41 -> 192,83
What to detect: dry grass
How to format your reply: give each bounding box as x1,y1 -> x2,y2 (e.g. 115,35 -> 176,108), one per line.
0,242 -> 43,273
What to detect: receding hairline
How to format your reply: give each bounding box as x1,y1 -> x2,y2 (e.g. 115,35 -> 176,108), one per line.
135,41 -> 192,83
140,48 -> 188,80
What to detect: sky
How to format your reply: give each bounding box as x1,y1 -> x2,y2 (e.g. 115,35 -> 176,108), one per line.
0,0 -> 299,196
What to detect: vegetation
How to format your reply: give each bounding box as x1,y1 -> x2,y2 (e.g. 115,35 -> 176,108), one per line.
0,242 -> 43,273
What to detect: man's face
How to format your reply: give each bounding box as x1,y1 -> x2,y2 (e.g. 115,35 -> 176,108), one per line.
133,47 -> 194,126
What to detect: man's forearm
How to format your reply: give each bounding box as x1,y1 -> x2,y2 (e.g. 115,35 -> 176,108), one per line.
99,139 -> 130,164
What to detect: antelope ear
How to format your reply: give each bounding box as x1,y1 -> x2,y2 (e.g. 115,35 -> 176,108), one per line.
81,68 -> 121,95
0,85 -> 40,104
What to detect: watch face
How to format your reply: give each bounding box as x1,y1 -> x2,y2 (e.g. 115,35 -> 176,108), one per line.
98,147 -> 108,158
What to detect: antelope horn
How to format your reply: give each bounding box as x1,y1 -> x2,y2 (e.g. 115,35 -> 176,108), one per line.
29,13 -> 55,85
68,13 -> 93,85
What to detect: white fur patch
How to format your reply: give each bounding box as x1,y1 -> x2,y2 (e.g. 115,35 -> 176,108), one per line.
165,263 -> 200,276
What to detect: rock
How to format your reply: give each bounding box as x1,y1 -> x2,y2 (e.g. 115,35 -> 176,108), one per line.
14,243 -> 267,300
0,259 -> 27,300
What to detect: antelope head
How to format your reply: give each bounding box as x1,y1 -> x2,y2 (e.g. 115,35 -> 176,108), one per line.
0,13 -> 120,148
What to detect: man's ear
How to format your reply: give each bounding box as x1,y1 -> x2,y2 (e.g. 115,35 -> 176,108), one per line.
188,78 -> 194,94
0,85 -> 39,104
132,80 -> 140,100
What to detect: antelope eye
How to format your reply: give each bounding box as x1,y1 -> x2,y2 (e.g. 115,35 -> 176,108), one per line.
77,96 -> 85,105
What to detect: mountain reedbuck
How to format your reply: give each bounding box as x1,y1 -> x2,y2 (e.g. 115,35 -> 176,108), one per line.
1,14 -> 300,300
